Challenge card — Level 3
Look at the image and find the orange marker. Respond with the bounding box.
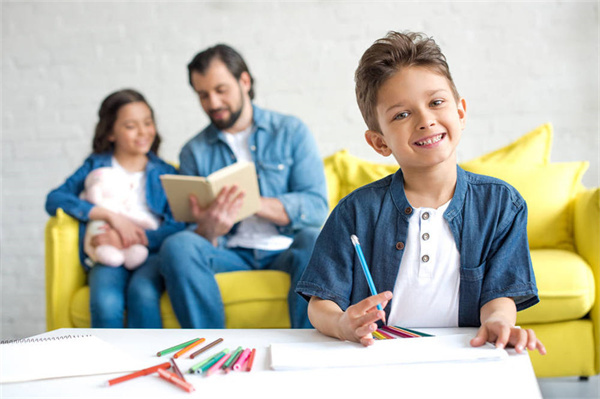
[173,338,206,359]
[107,362,171,386]
[157,368,195,393]
[245,348,256,372]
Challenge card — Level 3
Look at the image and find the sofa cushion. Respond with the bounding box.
[516,249,595,324]
[462,161,588,251]
[69,270,291,329]
[461,123,553,167]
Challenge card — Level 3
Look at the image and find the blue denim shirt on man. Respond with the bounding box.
[179,104,329,236]
[45,151,186,270]
[296,165,539,327]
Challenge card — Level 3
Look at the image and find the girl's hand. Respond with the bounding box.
[90,227,123,249]
[470,319,547,355]
[107,213,147,248]
[338,291,392,347]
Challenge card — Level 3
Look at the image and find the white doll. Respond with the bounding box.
[81,167,159,269]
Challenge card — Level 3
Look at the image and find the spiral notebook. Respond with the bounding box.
[0,334,147,383]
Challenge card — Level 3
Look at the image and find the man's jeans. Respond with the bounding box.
[88,254,164,328]
[159,228,319,328]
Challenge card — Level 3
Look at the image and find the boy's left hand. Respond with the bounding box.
[470,320,546,355]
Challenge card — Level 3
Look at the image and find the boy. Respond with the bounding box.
[296,31,546,354]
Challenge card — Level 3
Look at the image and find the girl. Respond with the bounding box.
[45,89,185,328]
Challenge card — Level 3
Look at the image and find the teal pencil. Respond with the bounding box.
[394,326,434,337]
[189,349,227,373]
[198,349,230,374]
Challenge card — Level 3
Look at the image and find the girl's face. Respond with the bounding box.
[109,102,156,157]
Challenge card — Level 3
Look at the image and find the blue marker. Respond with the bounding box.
[351,234,382,311]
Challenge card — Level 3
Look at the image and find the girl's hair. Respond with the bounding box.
[92,89,161,154]
[355,31,460,133]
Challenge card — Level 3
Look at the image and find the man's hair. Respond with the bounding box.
[187,44,255,100]
[355,31,459,133]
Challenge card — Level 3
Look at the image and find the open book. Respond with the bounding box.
[160,162,261,223]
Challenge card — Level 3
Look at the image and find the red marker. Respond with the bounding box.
[157,368,195,393]
[107,362,171,386]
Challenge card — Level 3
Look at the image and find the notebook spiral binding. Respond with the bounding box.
[1,334,92,344]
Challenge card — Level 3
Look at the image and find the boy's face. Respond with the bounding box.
[365,66,466,172]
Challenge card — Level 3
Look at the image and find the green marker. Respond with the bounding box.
[156,338,200,357]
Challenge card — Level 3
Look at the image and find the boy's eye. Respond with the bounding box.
[431,99,444,106]
[394,111,410,120]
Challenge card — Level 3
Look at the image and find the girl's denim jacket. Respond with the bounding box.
[45,151,186,270]
[178,105,329,238]
[297,166,539,327]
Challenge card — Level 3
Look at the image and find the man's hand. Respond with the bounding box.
[191,185,245,245]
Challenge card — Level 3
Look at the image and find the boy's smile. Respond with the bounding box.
[365,66,466,173]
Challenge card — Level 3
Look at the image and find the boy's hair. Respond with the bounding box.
[93,89,161,154]
[187,44,255,100]
[355,31,460,133]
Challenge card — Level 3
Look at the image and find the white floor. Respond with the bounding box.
[537,375,599,399]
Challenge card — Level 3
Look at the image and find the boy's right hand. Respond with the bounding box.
[339,291,392,346]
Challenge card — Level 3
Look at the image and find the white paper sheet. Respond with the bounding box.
[1,334,148,383]
[270,334,507,370]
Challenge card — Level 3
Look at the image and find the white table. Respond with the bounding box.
[1,327,542,398]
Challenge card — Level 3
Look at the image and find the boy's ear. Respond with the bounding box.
[458,98,467,130]
[365,130,392,157]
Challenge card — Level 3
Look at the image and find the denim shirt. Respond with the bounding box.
[179,105,329,237]
[45,151,186,270]
[296,166,539,327]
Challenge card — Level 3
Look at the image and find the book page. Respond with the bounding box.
[159,175,212,223]
[270,334,507,370]
[206,162,261,222]
[0,335,147,383]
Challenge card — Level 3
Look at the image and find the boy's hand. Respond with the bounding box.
[338,291,392,347]
[470,319,547,355]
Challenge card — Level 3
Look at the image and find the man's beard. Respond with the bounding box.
[209,88,245,131]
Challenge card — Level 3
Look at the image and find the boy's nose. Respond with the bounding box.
[417,110,437,130]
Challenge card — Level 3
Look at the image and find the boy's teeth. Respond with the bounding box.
[417,134,443,146]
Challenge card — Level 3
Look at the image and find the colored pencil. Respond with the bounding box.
[157,338,200,357]
[222,346,243,370]
[233,348,251,371]
[157,368,195,393]
[170,358,186,382]
[107,362,171,386]
[380,325,415,338]
[372,330,385,340]
[351,234,382,311]
[245,348,256,372]
[206,353,231,377]
[173,337,206,359]
[198,349,230,374]
[394,326,434,337]
[376,329,395,339]
[189,337,224,359]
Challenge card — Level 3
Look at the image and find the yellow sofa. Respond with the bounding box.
[45,123,598,378]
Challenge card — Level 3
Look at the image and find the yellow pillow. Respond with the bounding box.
[461,123,553,167]
[324,149,398,209]
[462,161,589,251]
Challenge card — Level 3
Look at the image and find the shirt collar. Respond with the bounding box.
[390,165,467,221]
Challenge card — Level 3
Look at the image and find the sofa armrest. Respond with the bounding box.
[572,186,600,374]
[45,209,86,331]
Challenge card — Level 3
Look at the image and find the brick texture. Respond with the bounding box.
[1,1,598,339]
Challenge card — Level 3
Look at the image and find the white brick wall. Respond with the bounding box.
[1,1,598,339]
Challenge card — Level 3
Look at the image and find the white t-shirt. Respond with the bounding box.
[387,200,460,327]
[222,126,293,251]
[111,157,160,229]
